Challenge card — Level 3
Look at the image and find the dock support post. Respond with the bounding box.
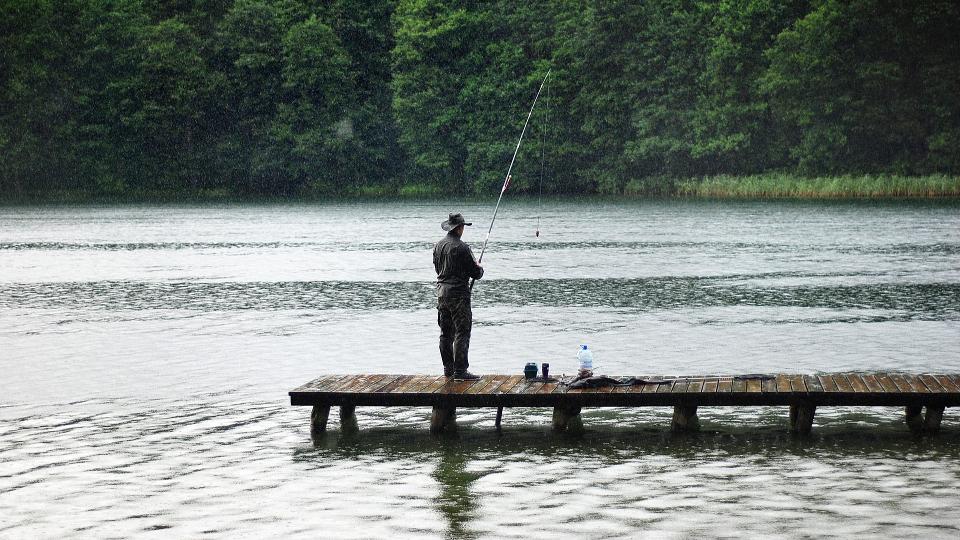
[430,406,456,434]
[311,405,331,437]
[923,405,945,434]
[552,405,582,433]
[789,403,816,435]
[905,405,925,434]
[340,405,358,434]
[495,406,503,431]
[672,405,699,432]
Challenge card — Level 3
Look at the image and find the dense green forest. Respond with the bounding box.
[2,0,959,199]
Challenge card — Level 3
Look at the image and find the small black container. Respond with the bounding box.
[524,362,538,379]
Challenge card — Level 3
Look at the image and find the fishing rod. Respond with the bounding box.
[470,69,551,291]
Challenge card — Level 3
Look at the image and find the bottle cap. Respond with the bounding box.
[581,344,588,350]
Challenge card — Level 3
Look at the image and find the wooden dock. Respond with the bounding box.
[289,373,960,435]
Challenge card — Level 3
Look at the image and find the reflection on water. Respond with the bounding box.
[433,443,479,540]
[298,407,960,538]
[1,199,959,538]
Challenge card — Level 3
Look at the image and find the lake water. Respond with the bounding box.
[2,199,959,538]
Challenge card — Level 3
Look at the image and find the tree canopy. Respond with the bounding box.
[1,0,958,198]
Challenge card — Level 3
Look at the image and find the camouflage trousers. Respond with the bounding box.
[437,295,473,374]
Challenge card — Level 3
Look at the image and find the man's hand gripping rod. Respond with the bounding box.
[470,69,551,291]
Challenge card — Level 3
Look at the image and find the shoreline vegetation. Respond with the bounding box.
[670,174,960,199]
[3,175,958,204]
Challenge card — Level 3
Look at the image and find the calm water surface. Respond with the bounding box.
[2,199,959,538]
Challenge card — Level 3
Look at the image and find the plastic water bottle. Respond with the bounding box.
[577,345,594,375]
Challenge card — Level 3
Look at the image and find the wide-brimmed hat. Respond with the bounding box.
[441,212,472,231]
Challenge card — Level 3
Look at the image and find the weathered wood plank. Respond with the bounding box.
[482,375,513,394]
[803,374,824,393]
[538,382,559,394]
[846,374,870,393]
[465,376,499,394]
[392,375,433,393]
[344,374,381,392]
[340,374,382,393]
[861,374,884,392]
[497,375,525,394]
[832,374,853,393]
[481,375,509,393]
[406,375,444,393]
[377,375,415,393]
[887,373,913,393]
[326,374,362,392]
[918,374,946,393]
[360,375,399,393]
[300,375,333,391]
[291,372,960,412]
[329,375,368,392]
[296,375,332,391]
[640,380,662,393]
[523,381,547,394]
[385,374,420,393]
[453,378,488,394]
[313,375,352,392]
[876,374,899,393]
[818,374,840,392]
[416,375,446,392]
[657,379,675,394]
[406,376,439,394]
[902,374,930,394]
[352,374,390,393]
[933,374,960,393]
[509,379,537,394]
[788,375,807,393]
[347,374,381,391]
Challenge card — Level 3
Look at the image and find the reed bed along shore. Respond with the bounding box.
[670,174,960,199]
[3,175,959,203]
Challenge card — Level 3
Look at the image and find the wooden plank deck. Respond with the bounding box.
[291,372,960,408]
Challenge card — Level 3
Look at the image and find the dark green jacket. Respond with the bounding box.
[433,232,484,297]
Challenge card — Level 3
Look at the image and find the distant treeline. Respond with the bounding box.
[2,0,959,198]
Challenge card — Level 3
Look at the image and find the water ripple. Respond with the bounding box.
[3,240,959,255]
[4,398,959,538]
[1,279,957,320]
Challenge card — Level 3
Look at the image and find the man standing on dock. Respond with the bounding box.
[434,213,484,380]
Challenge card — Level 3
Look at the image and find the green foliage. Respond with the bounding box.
[276,15,355,194]
[761,0,960,176]
[676,174,960,198]
[1,0,959,199]
[691,0,806,173]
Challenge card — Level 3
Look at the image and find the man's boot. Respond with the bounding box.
[453,371,480,381]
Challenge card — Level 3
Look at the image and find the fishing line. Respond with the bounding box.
[536,73,550,238]
[470,69,551,291]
